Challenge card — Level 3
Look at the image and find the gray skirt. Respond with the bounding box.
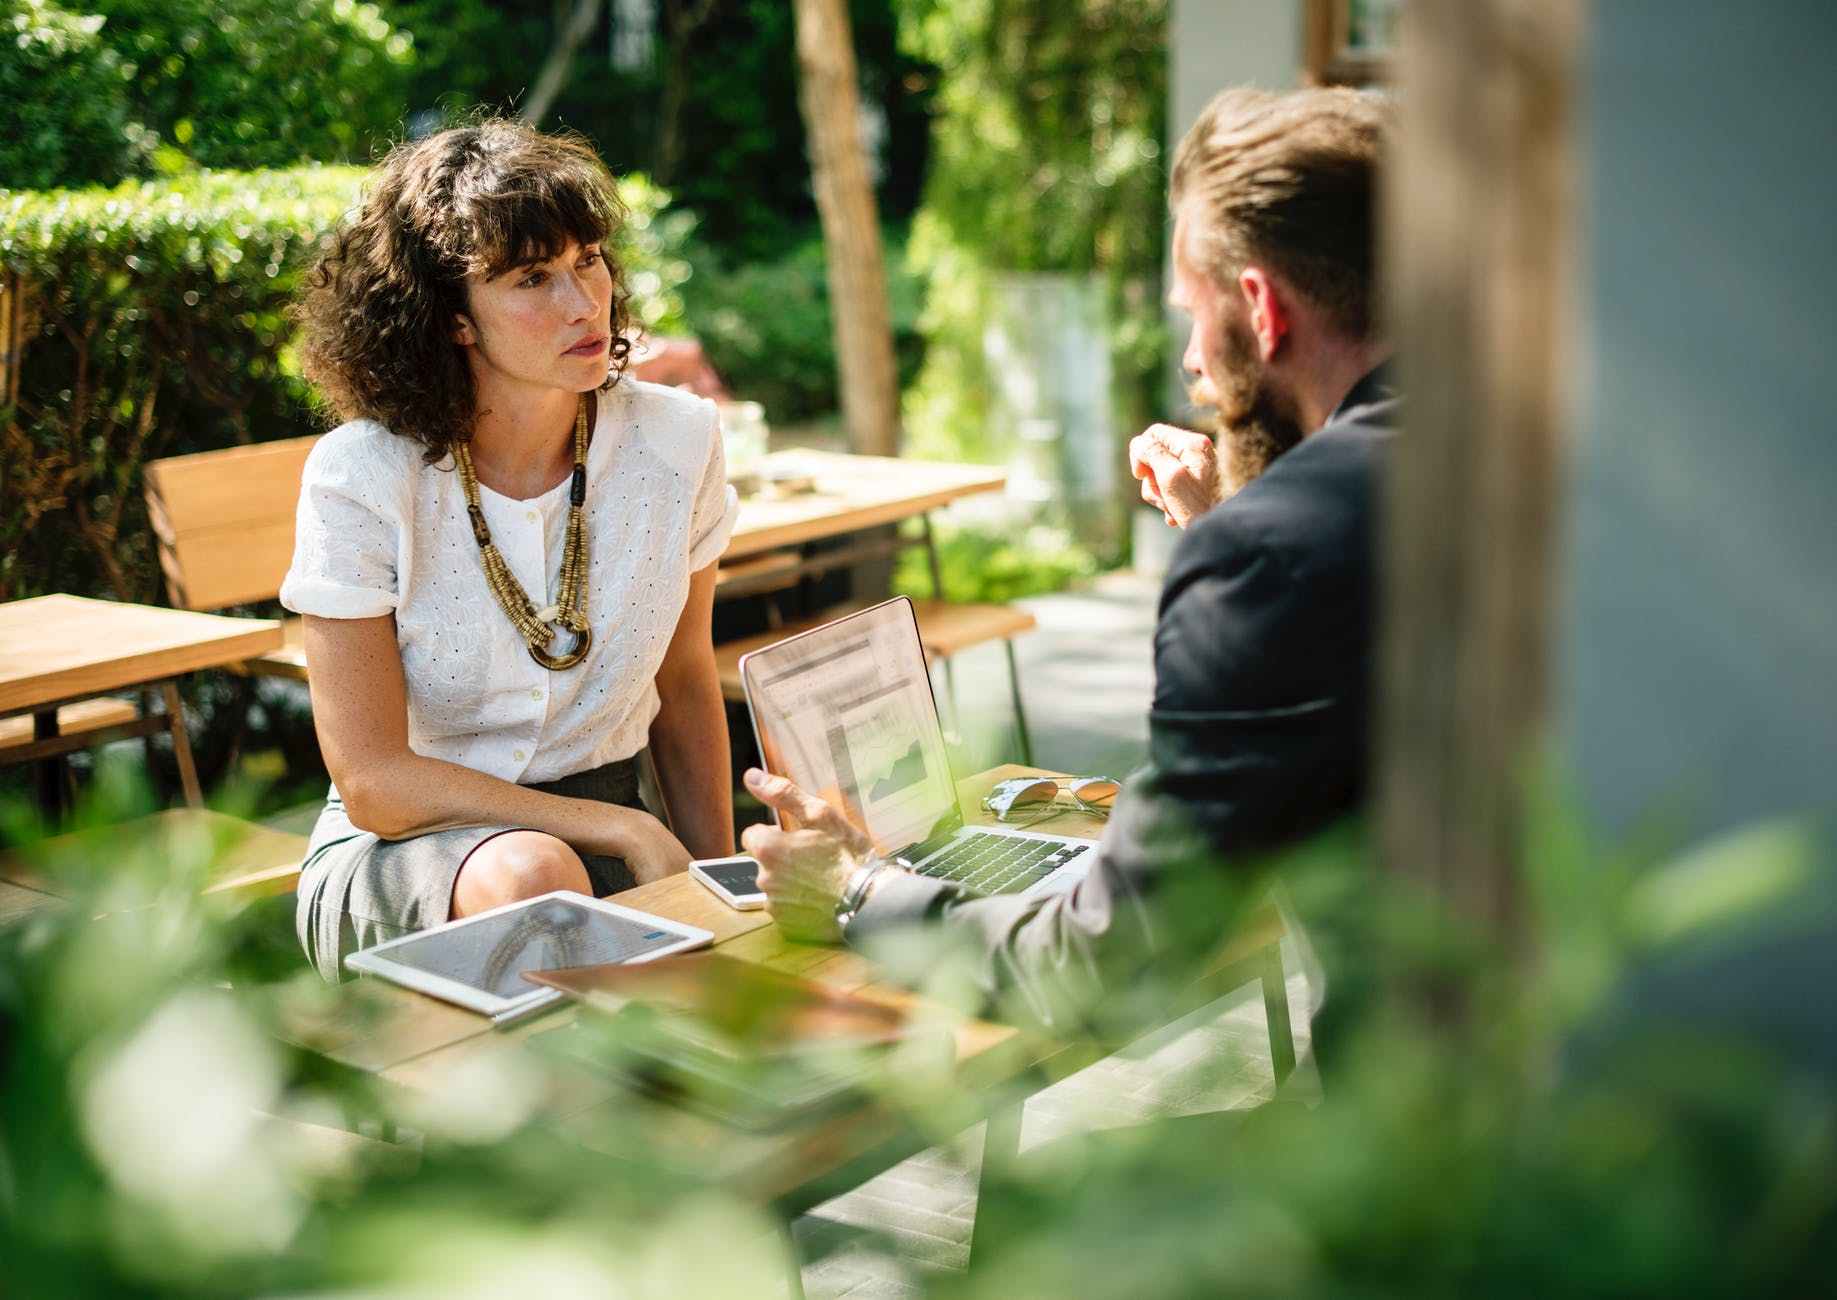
[294,755,650,982]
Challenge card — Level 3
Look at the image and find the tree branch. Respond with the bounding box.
[520,0,605,127]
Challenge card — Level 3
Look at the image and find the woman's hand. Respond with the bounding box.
[611,809,694,884]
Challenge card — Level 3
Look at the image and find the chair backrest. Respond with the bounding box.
[143,435,319,611]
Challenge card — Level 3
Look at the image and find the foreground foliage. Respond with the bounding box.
[2,766,1832,1297]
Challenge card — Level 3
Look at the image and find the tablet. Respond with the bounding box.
[343,891,713,1025]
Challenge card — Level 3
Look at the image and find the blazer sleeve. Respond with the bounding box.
[844,511,1340,1031]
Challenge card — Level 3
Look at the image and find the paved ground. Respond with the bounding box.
[930,569,1160,784]
[792,964,1319,1298]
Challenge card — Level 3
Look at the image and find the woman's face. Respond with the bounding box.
[455,240,614,397]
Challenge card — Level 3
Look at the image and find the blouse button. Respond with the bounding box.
[513,749,526,762]
[525,510,538,523]
[530,688,542,700]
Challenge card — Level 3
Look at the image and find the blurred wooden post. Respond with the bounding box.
[1378,0,1581,974]
[1,271,25,410]
[791,0,901,457]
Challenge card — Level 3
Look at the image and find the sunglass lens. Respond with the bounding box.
[1074,779,1119,809]
[1010,780,1059,807]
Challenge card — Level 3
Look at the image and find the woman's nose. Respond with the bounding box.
[563,271,597,320]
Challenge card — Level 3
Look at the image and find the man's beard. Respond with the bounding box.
[1190,316,1306,496]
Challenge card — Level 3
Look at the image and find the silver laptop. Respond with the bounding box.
[739,597,1097,899]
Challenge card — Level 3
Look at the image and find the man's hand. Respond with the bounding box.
[1129,424,1223,528]
[739,769,873,943]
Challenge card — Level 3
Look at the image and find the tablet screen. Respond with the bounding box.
[375,895,692,1001]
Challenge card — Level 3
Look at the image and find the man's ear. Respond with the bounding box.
[453,313,477,347]
[1237,266,1288,362]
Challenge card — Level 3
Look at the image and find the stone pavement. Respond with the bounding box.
[930,569,1160,784]
[792,965,1319,1298]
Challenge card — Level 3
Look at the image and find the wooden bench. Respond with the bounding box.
[0,696,141,752]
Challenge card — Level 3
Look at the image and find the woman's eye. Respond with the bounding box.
[519,270,547,288]
[580,250,602,268]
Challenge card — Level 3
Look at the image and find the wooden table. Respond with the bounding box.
[717,451,1006,604]
[0,594,282,813]
[281,765,1292,1252]
[726,450,1006,561]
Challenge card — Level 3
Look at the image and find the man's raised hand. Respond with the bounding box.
[739,768,872,943]
[1129,424,1223,529]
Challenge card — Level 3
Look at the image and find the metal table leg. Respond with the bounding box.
[968,1100,1025,1272]
[32,709,67,823]
[1002,640,1035,766]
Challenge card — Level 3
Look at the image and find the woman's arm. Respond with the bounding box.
[646,561,735,859]
[302,614,691,877]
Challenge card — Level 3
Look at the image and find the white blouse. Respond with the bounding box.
[280,379,739,785]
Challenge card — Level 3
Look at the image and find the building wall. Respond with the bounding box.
[1170,0,1302,130]
[1163,1,1303,407]
[1561,1,1837,839]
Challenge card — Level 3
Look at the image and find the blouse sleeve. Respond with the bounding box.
[279,428,402,618]
[686,401,741,572]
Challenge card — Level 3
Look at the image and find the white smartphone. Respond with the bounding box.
[689,855,767,910]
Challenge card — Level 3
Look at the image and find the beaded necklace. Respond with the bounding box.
[452,393,593,670]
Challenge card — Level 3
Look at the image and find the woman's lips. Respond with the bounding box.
[565,335,608,357]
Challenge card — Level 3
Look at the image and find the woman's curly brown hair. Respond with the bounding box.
[297,119,634,461]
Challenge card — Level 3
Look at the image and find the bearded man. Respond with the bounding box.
[742,87,1396,1031]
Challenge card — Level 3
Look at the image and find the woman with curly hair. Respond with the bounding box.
[282,120,736,980]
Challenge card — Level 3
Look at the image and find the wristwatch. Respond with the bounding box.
[834,854,907,930]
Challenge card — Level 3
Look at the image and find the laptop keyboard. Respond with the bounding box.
[911,832,1090,896]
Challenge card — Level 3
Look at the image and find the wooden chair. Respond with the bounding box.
[142,434,320,679]
[83,437,322,892]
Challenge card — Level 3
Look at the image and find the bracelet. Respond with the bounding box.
[834,855,903,929]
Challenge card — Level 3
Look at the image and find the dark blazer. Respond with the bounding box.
[848,366,1399,1027]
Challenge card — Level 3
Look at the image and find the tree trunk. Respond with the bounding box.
[790,0,901,457]
[521,0,605,126]
[1377,0,1581,993]
[655,0,720,186]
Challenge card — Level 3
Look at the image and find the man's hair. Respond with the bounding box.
[296,119,633,461]
[1170,87,1389,340]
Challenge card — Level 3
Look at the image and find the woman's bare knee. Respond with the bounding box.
[450,831,589,917]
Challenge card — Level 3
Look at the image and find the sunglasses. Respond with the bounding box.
[980,775,1121,822]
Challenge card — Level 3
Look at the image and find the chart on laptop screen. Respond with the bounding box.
[742,600,957,853]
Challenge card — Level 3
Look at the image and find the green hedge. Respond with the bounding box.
[0,164,689,606]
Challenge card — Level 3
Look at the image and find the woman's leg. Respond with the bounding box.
[450,829,593,918]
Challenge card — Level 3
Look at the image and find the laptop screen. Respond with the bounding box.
[740,598,960,854]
